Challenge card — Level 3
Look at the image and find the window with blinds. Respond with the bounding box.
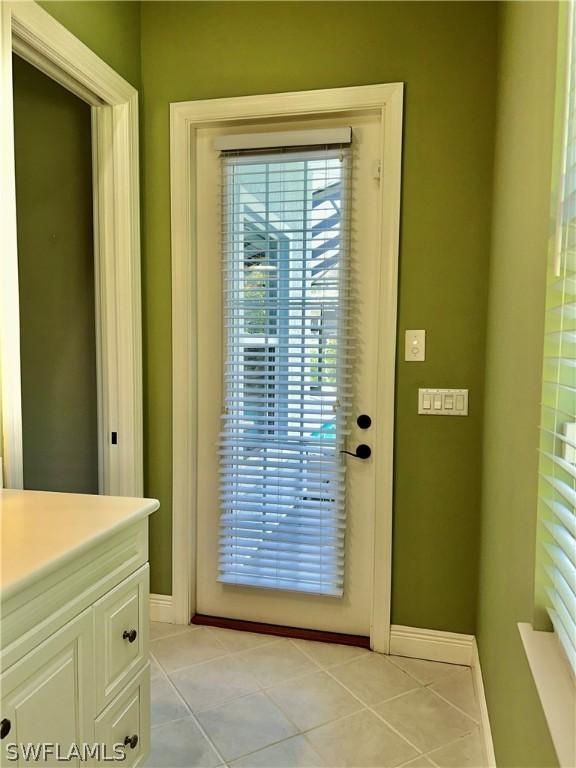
[217,131,352,596]
[537,3,576,675]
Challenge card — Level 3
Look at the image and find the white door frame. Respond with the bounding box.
[0,1,143,496]
[170,83,403,652]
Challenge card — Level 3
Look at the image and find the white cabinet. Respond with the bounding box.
[94,666,150,768]
[0,492,157,767]
[1,610,93,767]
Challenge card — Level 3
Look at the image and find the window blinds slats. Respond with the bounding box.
[537,1,576,676]
[218,144,352,596]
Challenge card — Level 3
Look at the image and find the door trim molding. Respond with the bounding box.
[0,0,143,495]
[170,83,404,647]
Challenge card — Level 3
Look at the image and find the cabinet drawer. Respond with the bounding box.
[94,664,150,767]
[94,564,149,711]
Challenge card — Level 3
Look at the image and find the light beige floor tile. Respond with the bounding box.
[196,692,298,761]
[428,728,485,767]
[150,621,194,641]
[292,639,370,669]
[207,627,277,652]
[388,656,465,686]
[150,677,190,727]
[306,709,418,767]
[330,653,419,705]
[145,717,221,767]
[399,756,433,767]
[150,656,164,680]
[170,655,260,712]
[267,670,362,731]
[230,735,326,767]
[430,669,479,721]
[374,689,476,754]
[235,639,318,687]
[151,627,228,672]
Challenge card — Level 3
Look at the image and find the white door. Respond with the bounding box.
[195,113,383,636]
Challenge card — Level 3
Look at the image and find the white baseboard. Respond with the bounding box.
[390,626,495,765]
[389,624,475,666]
[472,638,497,767]
[149,593,174,623]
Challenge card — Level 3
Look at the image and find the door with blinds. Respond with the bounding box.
[195,114,382,635]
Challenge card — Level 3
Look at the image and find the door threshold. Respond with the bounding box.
[192,614,371,648]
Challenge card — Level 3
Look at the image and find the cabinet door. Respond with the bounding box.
[0,609,94,766]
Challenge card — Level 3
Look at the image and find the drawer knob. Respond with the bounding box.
[122,629,137,643]
[124,734,139,750]
[0,719,11,739]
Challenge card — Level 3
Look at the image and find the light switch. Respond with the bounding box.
[405,330,426,362]
[418,388,468,416]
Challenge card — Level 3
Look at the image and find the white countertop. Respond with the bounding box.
[0,490,159,600]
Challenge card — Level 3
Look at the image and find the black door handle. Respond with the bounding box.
[341,444,371,460]
[124,734,139,750]
[123,629,137,643]
[0,719,11,740]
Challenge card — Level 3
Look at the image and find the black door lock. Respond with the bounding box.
[356,414,372,429]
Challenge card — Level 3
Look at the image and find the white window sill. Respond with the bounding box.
[518,623,576,768]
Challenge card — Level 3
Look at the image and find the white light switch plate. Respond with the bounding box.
[418,388,468,416]
[405,330,426,361]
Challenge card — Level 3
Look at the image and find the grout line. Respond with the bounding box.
[149,649,228,766]
[426,686,480,727]
[423,727,486,767]
[293,639,424,754]
[150,624,200,643]
[296,640,481,761]
[386,654,465,685]
[293,642,425,757]
[150,628,486,767]
[157,632,288,676]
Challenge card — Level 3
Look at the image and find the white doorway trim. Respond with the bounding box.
[170,83,403,651]
[0,1,143,496]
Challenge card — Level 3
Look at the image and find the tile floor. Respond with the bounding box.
[145,622,486,768]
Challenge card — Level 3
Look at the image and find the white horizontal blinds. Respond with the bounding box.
[538,3,576,676]
[218,138,352,596]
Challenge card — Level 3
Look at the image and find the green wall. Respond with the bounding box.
[13,55,98,494]
[39,1,141,89]
[140,1,498,614]
[476,3,559,766]
[38,1,499,630]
